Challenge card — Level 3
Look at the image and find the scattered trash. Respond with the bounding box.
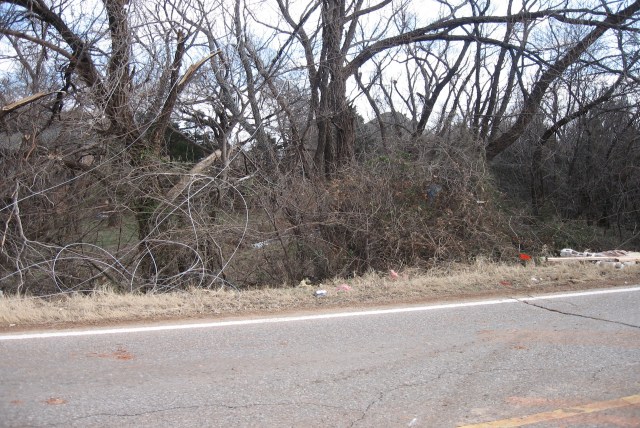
[519,253,532,262]
[336,284,352,292]
[425,183,443,202]
[560,248,578,257]
[9,324,16,327]
[389,269,399,280]
[548,248,640,267]
[314,289,327,297]
[519,253,533,265]
[530,277,539,283]
[251,239,276,249]
[596,261,635,269]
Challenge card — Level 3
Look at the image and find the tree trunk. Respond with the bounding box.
[313,0,355,177]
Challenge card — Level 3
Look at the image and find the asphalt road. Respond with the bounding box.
[1,287,639,427]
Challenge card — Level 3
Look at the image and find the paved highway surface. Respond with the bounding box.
[1,287,639,427]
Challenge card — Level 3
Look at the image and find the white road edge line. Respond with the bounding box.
[1,286,639,341]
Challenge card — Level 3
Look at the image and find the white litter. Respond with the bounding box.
[548,248,640,268]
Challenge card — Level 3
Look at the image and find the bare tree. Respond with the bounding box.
[485,0,640,160]
[2,0,639,294]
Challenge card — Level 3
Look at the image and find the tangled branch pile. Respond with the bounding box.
[2,0,639,296]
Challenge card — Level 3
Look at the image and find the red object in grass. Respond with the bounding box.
[519,253,532,261]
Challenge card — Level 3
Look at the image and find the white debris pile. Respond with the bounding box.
[559,249,632,258]
[546,248,640,269]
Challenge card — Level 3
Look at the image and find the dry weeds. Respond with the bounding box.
[1,261,638,329]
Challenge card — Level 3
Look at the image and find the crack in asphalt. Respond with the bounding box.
[72,400,348,419]
[590,361,640,383]
[349,391,384,427]
[16,399,353,428]
[518,299,640,329]
[346,366,541,428]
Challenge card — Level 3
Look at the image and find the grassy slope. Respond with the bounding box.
[1,261,638,330]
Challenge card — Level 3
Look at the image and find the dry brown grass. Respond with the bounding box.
[1,261,638,329]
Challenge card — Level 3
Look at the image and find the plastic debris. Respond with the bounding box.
[251,239,275,249]
[549,248,640,267]
[519,253,532,261]
[596,261,635,269]
[560,248,635,258]
[336,284,352,292]
[389,269,399,280]
[314,289,327,297]
[425,183,442,202]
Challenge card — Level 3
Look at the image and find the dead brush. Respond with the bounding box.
[248,137,518,283]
